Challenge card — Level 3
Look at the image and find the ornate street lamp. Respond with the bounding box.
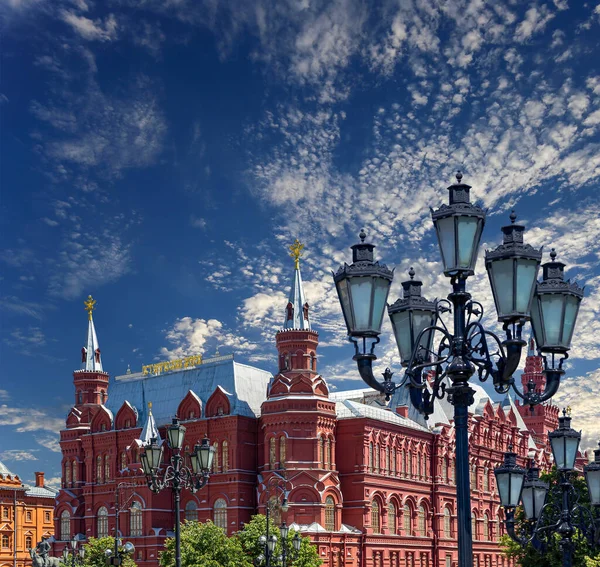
[258,475,297,567]
[497,412,600,567]
[333,172,584,567]
[104,541,134,566]
[139,419,214,567]
[62,538,85,567]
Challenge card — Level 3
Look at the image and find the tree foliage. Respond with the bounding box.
[159,520,252,567]
[237,514,322,567]
[500,468,600,567]
[79,537,137,567]
[159,516,321,567]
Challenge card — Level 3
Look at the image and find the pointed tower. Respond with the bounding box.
[139,402,162,445]
[260,241,342,530]
[71,295,110,424]
[515,335,559,447]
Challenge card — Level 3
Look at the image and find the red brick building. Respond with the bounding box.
[54,257,555,567]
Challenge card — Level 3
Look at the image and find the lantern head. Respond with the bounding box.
[333,229,394,338]
[530,249,584,354]
[431,172,486,277]
[494,448,527,508]
[388,268,437,366]
[549,410,581,471]
[584,442,600,507]
[485,211,542,323]
[167,418,186,451]
[521,465,548,521]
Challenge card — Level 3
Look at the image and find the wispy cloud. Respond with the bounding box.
[60,10,118,42]
[0,450,38,461]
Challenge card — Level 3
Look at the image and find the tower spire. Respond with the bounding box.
[81,295,103,372]
[284,239,311,330]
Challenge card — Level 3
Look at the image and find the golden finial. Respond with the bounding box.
[289,239,304,269]
[84,295,97,321]
[148,402,153,412]
[566,406,572,417]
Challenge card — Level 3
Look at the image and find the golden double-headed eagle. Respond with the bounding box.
[84,295,96,320]
[289,239,304,269]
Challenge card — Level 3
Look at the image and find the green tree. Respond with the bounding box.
[79,537,137,567]
[159,520,252,567]
[236,515,322,567]
[500,468,600,567]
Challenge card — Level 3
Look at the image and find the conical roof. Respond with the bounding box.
[139,402,161,445]
[283,239,311,330]
[82,295,103,372]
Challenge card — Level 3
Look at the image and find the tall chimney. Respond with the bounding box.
[35,472,44,487]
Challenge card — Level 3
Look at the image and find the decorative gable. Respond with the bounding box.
[115,401,138,430]
[206,386,231,418]
[177,390,203,420]
[90,405,113,433]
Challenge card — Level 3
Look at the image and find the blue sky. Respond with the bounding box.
[1,0,600,487]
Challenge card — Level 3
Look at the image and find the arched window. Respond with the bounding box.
[407,451,413,477]
[471,513,477,540]
[97,506,109,538]
[388,503,397,534]
[417,452,422,478]
[403,504,411,535]
[441,457,447,482]
[120,452,127,471]
[368,442,373,472]
[325,438,331,468]
[371,500,380,533]
[65,461,71,486]
[96,455,103,484]
[25,536,32,549]
[269,438,276,467]
[417,506,426,536]
[402,450,406,475]
[214,498,227,530]
[212,442,219,473]
[72,461,77,485]
[471,464,477,487]
[483,513,490,540]
[185,501,198,522]
[450,459,455,483]
[444,507,451,538]
[279,436,286,467]
[104,455,111,481]
[60,510,71,540]
[325,496,335,531]
[319,436,325,467]
[375,444,380,473]
[222,441,229,472]
[101,390,106,404]
[483,467,489,492]
[391,448,396,475]
[385,446,390,472]
[77,391,83,404]
[130,502,142,536]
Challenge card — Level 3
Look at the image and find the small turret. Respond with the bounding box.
[73,295,109,413]
[139,402,161,446]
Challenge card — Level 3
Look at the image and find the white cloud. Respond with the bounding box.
[160,317,259,359]
[0,405,64,435]
[0,450,38,461]
[515,5,554,42]
[61,11,118,41]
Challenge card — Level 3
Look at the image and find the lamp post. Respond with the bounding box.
[496,412,600,567]
[333,173,584,567]
[258,475,301,567]
[104,541,134,566]
[138,418,215,567]
[62,538,84,567]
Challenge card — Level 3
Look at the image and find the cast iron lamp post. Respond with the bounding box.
[104,541,134,566]
[257,476,301,567]
[496,412,600,567]
[139,418,215,567]
[62,538,84,567]
[333,172,584,567]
